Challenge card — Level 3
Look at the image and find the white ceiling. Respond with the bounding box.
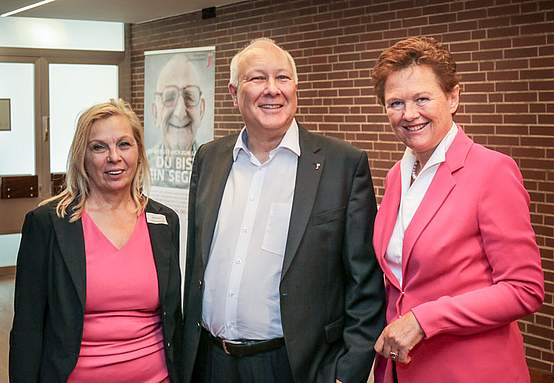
[0,0,244,23]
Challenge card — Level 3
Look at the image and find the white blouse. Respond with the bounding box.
[385,123,458,286]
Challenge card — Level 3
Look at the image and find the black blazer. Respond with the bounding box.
[9,198,182,383]
[183,126,386,383]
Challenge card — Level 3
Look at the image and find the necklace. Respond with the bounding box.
[411,160,420,180]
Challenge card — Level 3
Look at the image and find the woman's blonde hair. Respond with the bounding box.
[41,99,150,222]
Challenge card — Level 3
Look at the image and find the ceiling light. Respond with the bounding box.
[1,0,57,17]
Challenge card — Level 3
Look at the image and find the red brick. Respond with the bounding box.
[495,82,529,92]
[472,114,503,124]
[462,83,492,93]
[480,38,511,50]
[520,65,554,82]
[526,346,543,359]
[487,26,519,38]
[451,51,472,61]
[472,50,503,60]
[422,3,451,16]
[478,15,510,29]
[496,104,529,113]
[463,94,488,103]
[450,41,479,52]
[487,4,520,17]
[538,115,554,124]
[513,35,547,47]
[505,47,539,59]
[460,72,487,82]
[421,24,448,35]
[531,57,554,68]
[464,104,495,113]
[522,22,554,34]
[539,92,554,102]
[527,358,554,371]
[505,93,538,102]
[428,12,456,25]
[465,0,494,9]
[511,12,547,25]
[471,29,486,40]
[540,0,554,11]
[401,16,428,28]
[487,70,519,81]
[457,9,484,21]
[504,114,537,124]
[530,104,546,113]
[496,59,529,70]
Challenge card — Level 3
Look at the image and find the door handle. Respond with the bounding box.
[42,115,49,142]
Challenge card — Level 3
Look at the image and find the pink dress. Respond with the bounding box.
[67,211,169,383]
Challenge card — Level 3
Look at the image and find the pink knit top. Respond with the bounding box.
[67,211,169,383]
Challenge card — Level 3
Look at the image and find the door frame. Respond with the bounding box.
[0,45,128,235]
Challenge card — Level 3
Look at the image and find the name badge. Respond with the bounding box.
[146,212,168,225]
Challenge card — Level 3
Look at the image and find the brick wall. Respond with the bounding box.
[130,0,554,376]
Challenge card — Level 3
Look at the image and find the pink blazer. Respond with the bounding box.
[373,129,544,383]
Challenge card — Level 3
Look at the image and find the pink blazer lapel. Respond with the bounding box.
[402,129,473,268]
[375,162,403,289]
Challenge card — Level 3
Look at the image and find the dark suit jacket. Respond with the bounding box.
[183,126,386,383]
[9,198,182,383]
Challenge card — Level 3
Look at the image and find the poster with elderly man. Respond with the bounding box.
[144,47,215,281]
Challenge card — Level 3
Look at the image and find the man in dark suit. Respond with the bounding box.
[182,38,385,383]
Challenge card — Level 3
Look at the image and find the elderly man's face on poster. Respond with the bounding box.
[153,55,206,152]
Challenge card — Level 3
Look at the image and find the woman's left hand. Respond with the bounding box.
[374,311,425,364]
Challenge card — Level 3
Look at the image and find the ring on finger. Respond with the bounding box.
[389,351,398,361]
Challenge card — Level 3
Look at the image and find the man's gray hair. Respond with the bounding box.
[229,37,298,87]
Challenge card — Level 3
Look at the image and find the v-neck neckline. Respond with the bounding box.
[83,209,142,252]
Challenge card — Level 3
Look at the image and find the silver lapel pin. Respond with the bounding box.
[314,162,321,170]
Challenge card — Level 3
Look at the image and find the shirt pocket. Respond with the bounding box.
[261,202,291,256]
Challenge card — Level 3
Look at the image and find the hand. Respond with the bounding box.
[374,311,424,364]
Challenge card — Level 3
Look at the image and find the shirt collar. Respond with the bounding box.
[401,122,459,175]
[232,119,301,162]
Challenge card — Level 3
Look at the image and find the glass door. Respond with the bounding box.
[0,59,38,267]
[0,55,124,267]
[49,63,118,173]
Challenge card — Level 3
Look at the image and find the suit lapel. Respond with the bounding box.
[51,208,86,309]
[146,200,172,303]
[200,138,235,266]
[281,127,324,280]
[402,165,455,267]
[402,129,472,267]
[375,164,403,290]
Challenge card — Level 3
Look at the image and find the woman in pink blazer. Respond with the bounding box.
[370,36,544,383]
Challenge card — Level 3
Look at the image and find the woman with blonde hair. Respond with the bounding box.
[10,99,182,382]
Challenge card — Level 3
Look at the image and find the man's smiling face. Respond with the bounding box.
[229,41,297,139]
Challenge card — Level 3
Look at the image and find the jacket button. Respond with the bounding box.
[167,342,171,348]
[199,279,203,286]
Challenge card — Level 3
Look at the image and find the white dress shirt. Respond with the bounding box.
[202,120,300,340]
[385,123,458,286]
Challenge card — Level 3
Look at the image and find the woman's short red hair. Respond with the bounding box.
[371,36,460,106]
